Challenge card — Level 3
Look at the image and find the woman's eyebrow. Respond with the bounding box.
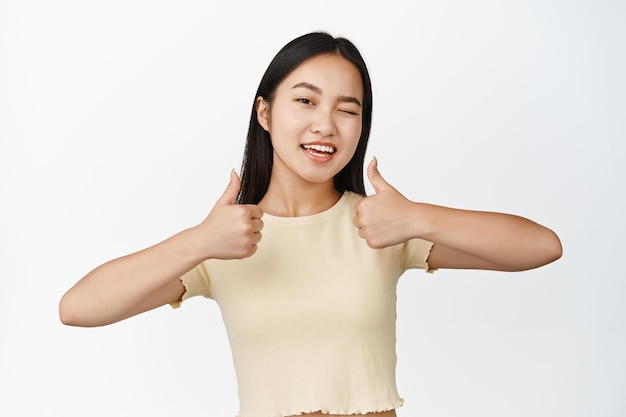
[292,82,362,107]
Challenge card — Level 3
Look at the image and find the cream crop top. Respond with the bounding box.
[174,191,434,417]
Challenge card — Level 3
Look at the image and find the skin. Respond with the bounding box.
[59,53,562,417]
[255,53,364,217]
[355,156,562,271]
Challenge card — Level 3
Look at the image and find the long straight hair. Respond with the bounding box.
[237,32,373,204]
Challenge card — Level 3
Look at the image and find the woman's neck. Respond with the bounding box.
[258,178,341,217]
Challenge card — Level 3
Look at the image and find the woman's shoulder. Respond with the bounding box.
[343,191,365,203]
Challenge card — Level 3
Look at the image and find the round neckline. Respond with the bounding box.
[262,191,355,224]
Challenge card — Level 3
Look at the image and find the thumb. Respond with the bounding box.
[367,156,391,193]
[217,170,241,205]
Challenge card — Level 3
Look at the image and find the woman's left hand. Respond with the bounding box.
[353,157,420,248]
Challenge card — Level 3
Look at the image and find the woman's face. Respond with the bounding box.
[256,53,363,188]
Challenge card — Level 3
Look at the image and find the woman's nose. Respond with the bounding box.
[310,108,337,137]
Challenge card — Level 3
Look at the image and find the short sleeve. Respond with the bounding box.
[402,238,436,273]
[169,262,213,308]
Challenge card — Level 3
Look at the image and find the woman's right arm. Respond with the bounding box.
[59,171,263,327]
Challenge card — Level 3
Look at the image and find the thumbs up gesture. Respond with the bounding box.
[353,157,418,249]
[196,170,264,260]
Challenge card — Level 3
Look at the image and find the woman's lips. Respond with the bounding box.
[301,143,336,161]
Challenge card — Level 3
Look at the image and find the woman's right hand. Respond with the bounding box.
[194,170,263,260]
[59,171,263,327]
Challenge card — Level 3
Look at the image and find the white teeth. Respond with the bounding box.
[302,144,335,154]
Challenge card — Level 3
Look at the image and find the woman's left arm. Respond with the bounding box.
[353,158,562,271]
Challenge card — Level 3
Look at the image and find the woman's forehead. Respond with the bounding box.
[278,54,363,99]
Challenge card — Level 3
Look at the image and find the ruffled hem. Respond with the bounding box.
[236,398,404,417]
[289,404,401,416]
[425,240,437,273]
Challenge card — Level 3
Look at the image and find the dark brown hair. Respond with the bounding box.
[237,32,373,204]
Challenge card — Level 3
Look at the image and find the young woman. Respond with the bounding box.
[59,32,562,417]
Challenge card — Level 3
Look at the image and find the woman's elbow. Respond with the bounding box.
[545,229,563,263]
[509,228,562,272]
[532,228,563,270]
[59,291,98,327]
[59,292,82,326]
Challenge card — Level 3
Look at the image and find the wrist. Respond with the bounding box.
[408,201,437,241]
[178,226,214,264]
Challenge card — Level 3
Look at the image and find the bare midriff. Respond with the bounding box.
[290,411,396,417]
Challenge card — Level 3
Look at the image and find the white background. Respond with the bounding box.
[1,1,624,416]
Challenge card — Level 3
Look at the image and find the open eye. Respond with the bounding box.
[296,98,313,105]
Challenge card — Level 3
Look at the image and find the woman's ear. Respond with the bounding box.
[256,96,270,132]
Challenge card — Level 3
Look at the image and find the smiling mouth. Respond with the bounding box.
[301,144,336,157]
